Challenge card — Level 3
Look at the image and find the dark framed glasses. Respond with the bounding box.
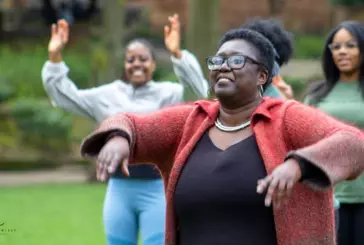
[206,55,266,71]
[328,40,358,52]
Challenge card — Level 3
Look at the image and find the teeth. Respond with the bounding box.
[133,70,144,76]
[218,78,232,82]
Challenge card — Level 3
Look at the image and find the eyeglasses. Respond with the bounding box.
[328,40,358,52]
[206,55,267,72]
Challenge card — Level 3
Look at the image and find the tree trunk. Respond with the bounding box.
[268,0,285,17]
[102,0,126,81]
[186,0,220,78]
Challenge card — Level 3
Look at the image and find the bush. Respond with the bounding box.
[293,35,326,59]
[0,43,91,98]
[0,77,15,103]
[8,98,73,152]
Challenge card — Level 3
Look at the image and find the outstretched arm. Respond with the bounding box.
[257,101,364,208]
[80,103,195,171]
[283,101,364,188]
[42,61,111,121]
[43,19,108,121]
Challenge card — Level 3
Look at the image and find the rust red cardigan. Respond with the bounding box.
[81,98,364,245]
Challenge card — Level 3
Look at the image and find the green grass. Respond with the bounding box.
[0,183,108,245]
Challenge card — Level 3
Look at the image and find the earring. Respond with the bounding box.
[258,85,264,97]
[207,87,213,98]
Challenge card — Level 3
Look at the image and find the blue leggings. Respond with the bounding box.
[103,178,166,245]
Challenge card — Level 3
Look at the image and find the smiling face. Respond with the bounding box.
[209,39,268,106]
[330,28,360,75]
[124,42,156,86]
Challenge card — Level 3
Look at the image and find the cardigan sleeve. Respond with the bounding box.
[80,103,195,168]
[283,102,364,189]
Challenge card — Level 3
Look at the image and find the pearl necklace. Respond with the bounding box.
[215,118,251,132]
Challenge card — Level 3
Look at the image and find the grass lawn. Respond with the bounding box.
[0,183,111,245]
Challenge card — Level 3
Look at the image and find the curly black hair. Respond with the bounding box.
[241,18,293,67]
[218,28,275,90]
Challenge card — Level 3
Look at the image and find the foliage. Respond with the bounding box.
[330,0,364,6]
[0,77,15,103]
[0,42,91,98]
[293,34,326,59]
[8,98,73,152]
[283,76,308,100]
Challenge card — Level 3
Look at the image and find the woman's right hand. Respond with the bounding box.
[48,19,69,63]
[96,137,130,181]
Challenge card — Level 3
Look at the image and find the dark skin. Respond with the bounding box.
[124,42,156,87]
[96,39,302,209]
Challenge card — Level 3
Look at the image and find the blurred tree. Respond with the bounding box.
[186,0,220,77]
[331,0,364,5]
[102,0,126,81]
[330,0,364,24]
[268,0,285,16]
[1,0,25,32]
[41,0,98,24]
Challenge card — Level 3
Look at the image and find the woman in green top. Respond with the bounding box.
[305,21,364,245]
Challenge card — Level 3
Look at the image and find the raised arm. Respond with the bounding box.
[80,103,194,174]
[42,19,115,121]
[164,14,209,98]
[283,101,364,188]
[42,61,110,120]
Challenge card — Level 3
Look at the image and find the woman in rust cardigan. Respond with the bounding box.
[81,28,364,245]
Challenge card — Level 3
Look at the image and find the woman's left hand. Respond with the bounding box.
[257,159,302,208]
[164,13,181,58]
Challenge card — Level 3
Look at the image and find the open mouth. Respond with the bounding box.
[132,69,145,76]
[217,77,234,85]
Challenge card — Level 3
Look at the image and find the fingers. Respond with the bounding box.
[286,180,294,197]
[171,14,180,31]
[58,19,68,29]
[97,150,112,182]
[107,154,120,174]
[257,175,271,194]
[96,162,108,182]
[164,25,170,37]
[56,19,69,42]
[274,180,287,208]
[265,176,279,207]
[51,24,57,37]
[121,158,130,177]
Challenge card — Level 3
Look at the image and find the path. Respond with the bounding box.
[0,165,88,187]
[280,59,322,79]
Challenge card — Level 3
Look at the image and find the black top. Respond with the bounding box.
[107,131,161,179]
[174,131,278,245]
[111,164,161,179]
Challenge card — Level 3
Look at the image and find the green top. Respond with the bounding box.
[306,81,364,204]
[264,83,282,98]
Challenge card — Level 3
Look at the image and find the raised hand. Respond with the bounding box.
[164,13,182,58]
[273,75,294,99]
[48,19,70,62]
[96,137,131,181]
[257,158,302,208]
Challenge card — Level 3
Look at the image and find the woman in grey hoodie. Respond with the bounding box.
[41,19,206,245]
